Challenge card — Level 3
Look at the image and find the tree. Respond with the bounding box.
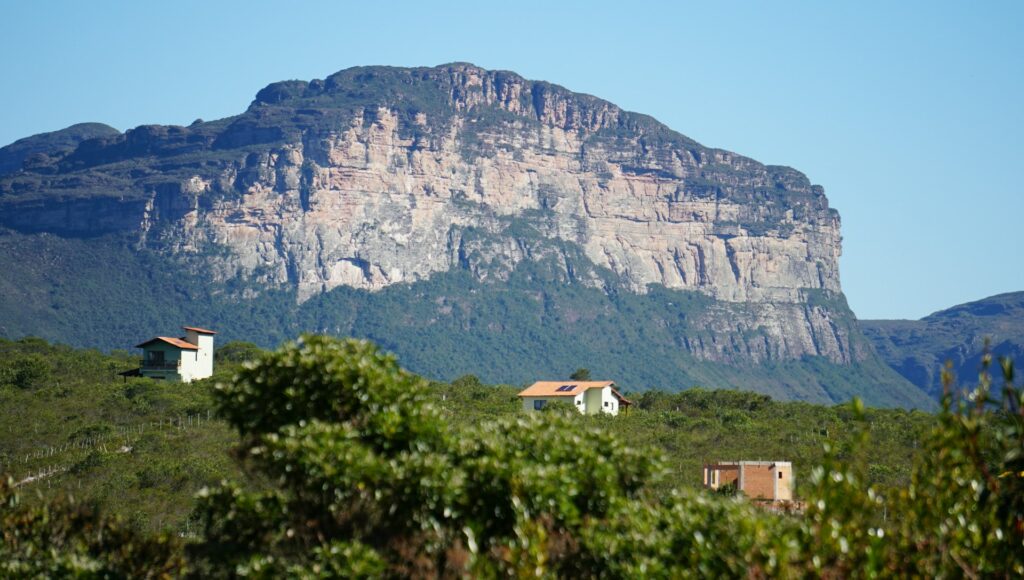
[0,354,50,389]
[186,335,1024,577]
[191,336,670,576]
[570,368,591,381]
[213,341,265,364]
[0,478,184,577]
[0,333,1019,575]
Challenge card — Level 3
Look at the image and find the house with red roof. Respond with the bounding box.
[132,326,216,382]
[517,380,631,416]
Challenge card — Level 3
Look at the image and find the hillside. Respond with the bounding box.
[862,291,1024,398]
[0,63,932,407]
[0,337,930,535]
[0,123,120,174]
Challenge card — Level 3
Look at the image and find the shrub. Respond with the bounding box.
[0,354,50,389]
[0,478,184,577]
[190,335,1024,576]
[3,335,1021,576]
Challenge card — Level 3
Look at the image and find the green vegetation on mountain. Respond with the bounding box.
[0,229,932,408]
[1,335,927,537]
[0,63,933,408]
[2,335,1021,576]
[0,122,120,175]
[863,291,1024,398]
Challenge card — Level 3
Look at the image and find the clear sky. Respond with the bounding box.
[1,1,1021,320]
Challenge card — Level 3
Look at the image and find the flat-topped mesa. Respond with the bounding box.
[0,63,850,364]
[161,64,841,303]
[251,63,625,134]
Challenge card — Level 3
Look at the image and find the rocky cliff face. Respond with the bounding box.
[0,64,855,366]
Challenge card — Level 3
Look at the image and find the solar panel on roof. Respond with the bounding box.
[557,385,575,392]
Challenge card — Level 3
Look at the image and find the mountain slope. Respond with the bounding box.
[862,292,1024,398]
[0,122,120,175]
[0,63,932,407]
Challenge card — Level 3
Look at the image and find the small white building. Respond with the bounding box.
[517,380,631,416]
[134,326,216,382]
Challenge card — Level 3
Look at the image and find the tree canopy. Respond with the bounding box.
[1,335,1022,577]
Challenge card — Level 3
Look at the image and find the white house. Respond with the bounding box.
[134,326,216,382]
[517,380,631,416]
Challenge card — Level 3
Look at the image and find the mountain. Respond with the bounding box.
[0,122,120,175]
[0,63,932,408]
[862,292,1024,398]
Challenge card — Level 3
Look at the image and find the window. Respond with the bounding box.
[604,401,609,407]
[533,400,546,410]
[778,472,784,479]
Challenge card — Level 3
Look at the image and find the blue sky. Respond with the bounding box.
[1,1,1021,320]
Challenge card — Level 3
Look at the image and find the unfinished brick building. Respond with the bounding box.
[702,461,793,501]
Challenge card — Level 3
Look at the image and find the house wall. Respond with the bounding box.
[706,462,793,501]
[521,395,581,413]
[184,331,214,380]
[740,464,776,499]
[178,348,200,383]
[141,344,184,381]
[522,388,619,416]
[704,465,740,490]
[583,389,604,414]
[600,387,620,416]
[771,463,793,501]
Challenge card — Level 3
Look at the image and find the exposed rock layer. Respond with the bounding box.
[0,64,854,365]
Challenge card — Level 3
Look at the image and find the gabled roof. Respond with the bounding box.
[517,381,632,404]
[182,326,217,335]
[135,336,199,350]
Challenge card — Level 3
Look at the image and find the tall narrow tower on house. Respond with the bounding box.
[182,326,216,380]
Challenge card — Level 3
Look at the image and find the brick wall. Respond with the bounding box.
[741,464,775,499]
[704,464,740,489]
[705,462,793,501]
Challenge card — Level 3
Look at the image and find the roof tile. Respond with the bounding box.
[135,336,199,350]
[517,381,631,404]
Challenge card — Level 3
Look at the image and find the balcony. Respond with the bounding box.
[140,359,180,371]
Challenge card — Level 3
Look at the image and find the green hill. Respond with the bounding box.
[2,334,1019,576]
[0,336,930,536]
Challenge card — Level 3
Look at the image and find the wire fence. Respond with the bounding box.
[2,410,219,488]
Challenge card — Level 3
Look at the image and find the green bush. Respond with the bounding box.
[214,341,265,364]
[0,478,184,577]
[2,335,1021,576]
[189,335,1023,576]
[0,353,50,389]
